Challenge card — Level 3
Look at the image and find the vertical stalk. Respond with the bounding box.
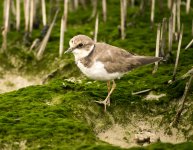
[177,0,181,34]
[74,0,78,10]
[5,0,10,31]
[3,0,7,23]
[150,0,155,27]
[173,24,183,81]
[41,0,47,26]
[16,0,20,31]
[102,0,107,22]
[153,24,161,74]
[29,0,34,33]
[168,0,172,9]
[11,0,16,17]
[186,0,190,14]
[94,13,99,42]
[64,0,68,32]
[160,18,167,57]
[2,0,10,50]
[24,0,30,32]
[168,15,173,54]
[120,0,126,39]
[172,1,176,34]
[59,15,65,57]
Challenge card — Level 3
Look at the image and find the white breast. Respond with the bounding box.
[77,60,123,81]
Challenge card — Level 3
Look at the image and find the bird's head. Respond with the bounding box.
[65,35,95,61]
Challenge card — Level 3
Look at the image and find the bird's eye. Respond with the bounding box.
[78,43,83,48]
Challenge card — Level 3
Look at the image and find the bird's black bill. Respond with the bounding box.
[64,47,74,54]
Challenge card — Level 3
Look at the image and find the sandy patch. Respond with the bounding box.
[97,124,134,148]
[96,117,185,148]
[0,72,41,94]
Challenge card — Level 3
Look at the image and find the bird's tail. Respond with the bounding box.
[133,56,162,67]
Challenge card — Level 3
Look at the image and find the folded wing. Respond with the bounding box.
[95,43,162,73]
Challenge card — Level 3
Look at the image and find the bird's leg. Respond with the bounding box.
[107,80,111,106]
[95,80,116,111]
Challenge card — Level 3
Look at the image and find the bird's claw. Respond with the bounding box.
[107,98,110,106]
[94,98,110,112]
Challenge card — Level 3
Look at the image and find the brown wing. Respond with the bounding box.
[94,43,162,73]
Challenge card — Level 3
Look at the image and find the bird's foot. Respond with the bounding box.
[106,98,110,106]
[94,98,110,112]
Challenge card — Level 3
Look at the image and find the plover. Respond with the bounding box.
[65,35,162,111]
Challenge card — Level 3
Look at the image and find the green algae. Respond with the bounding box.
[0,79,193,149]
[0,81,97,149]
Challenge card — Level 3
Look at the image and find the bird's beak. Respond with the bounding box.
[64,47,74,54]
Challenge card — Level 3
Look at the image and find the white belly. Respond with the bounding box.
[77,61,123,81]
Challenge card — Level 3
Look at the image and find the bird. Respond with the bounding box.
[65,34,162,111]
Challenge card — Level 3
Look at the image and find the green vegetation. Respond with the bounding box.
[0,0,193,149]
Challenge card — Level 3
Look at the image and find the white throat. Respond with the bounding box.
[72,44,94,62]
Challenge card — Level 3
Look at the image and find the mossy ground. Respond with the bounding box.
[0,0,193,149]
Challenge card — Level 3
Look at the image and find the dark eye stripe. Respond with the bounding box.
[77,43,83,48]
